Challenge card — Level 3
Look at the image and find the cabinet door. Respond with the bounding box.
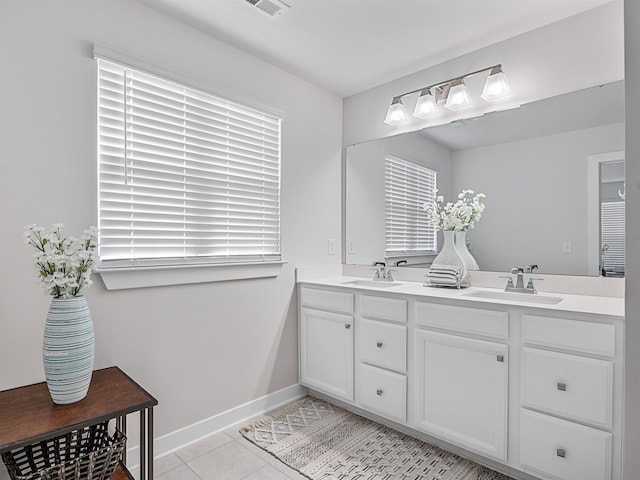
[414,330,508,461]
[300,308,354,401]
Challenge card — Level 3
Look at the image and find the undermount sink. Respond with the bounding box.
[463,290,563,305]
[343,280,402,288]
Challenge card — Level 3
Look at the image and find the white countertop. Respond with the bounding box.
[298,275,625,319]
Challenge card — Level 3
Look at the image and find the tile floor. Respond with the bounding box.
[155,425,307,480]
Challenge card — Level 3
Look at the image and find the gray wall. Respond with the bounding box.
[0,0,342,459]
[453,122,624,274]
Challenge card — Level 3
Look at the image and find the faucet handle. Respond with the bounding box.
[371,261,386,279]
[500,275,515,288]
[526,277,543,293]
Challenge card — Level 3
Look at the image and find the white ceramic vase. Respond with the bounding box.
[455,230,479,271]
[432,230,468,279]
[43,295,95,404]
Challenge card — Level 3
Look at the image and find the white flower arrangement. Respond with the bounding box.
[423,189,486,231]
[23,224,98,298]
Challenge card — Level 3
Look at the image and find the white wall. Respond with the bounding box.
[624,1,640,477]
[343,1,624,147]
[0,0,342,458]
[453,123,625,275]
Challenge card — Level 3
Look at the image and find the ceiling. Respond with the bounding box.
[136,0,615,97]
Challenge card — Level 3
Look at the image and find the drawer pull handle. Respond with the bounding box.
[557,448,566,458]
[376,341,383,348]
[496,355,504,362]
[376,389,383,396]
[345,324,351,329]
[557,382,567,391]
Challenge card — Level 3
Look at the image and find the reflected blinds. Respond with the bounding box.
[384,154,436,254]
[97,58,281,268]
[601,201,625,276]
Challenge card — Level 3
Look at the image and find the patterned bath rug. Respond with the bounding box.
[240,396,514,480]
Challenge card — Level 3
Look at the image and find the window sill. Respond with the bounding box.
[97,261,286,290]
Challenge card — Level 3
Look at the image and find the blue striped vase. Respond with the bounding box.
[43,295,95,404]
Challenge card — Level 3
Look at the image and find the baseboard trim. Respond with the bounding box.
[126,383,307,469]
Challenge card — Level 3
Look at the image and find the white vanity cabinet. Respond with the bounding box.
[519,314,617,480]
[413,302,509,461]
[299,286,355,401]
[297,279,624,480]
[356,294,407,422]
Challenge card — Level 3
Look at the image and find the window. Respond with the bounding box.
[384,154,437,255]
[96,58,281,272]
[601,201,625,277]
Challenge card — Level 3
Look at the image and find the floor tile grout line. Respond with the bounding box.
[174,431,237,464]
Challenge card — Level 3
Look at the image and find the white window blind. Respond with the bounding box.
[385,154,437,254]
[601,201,625,277]
[97,58,281,268]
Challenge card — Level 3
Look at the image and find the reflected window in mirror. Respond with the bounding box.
[384,154,437,265]
[600,160,625,277]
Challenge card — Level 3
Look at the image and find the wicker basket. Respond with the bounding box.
[1,422,126,480]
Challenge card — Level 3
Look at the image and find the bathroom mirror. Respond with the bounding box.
[345,81,625,276]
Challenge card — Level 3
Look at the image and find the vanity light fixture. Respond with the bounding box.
[480,65,512,101]
[384,64,512,125]
[384,97,410,126]
[444,79,472,111]
[413,89,438,118]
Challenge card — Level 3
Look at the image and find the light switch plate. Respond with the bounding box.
[328,238,336,255]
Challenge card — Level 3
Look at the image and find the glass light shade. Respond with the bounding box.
[444,82,472,111]
[481,70,512,101]
[384,98,409,126]
[413,90,438,118]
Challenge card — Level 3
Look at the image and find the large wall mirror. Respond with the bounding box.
[345,80,625,277]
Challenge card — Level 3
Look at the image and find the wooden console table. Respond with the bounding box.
[0,367,158,480]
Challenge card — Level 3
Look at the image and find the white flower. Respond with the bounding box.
[423,190,486,232]
[24,224,98,298]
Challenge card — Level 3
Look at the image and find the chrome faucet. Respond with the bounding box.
[501,265,541,294]
[371,261,395,281]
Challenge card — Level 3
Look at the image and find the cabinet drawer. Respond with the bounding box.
[522,314,615,357]
[358,363,406,422]
[359,318,407,373]
[415,302,508,339]
[521,347,613,428]
[520,409,612,480]
[360,295,407,323]
[300,286,354,314]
